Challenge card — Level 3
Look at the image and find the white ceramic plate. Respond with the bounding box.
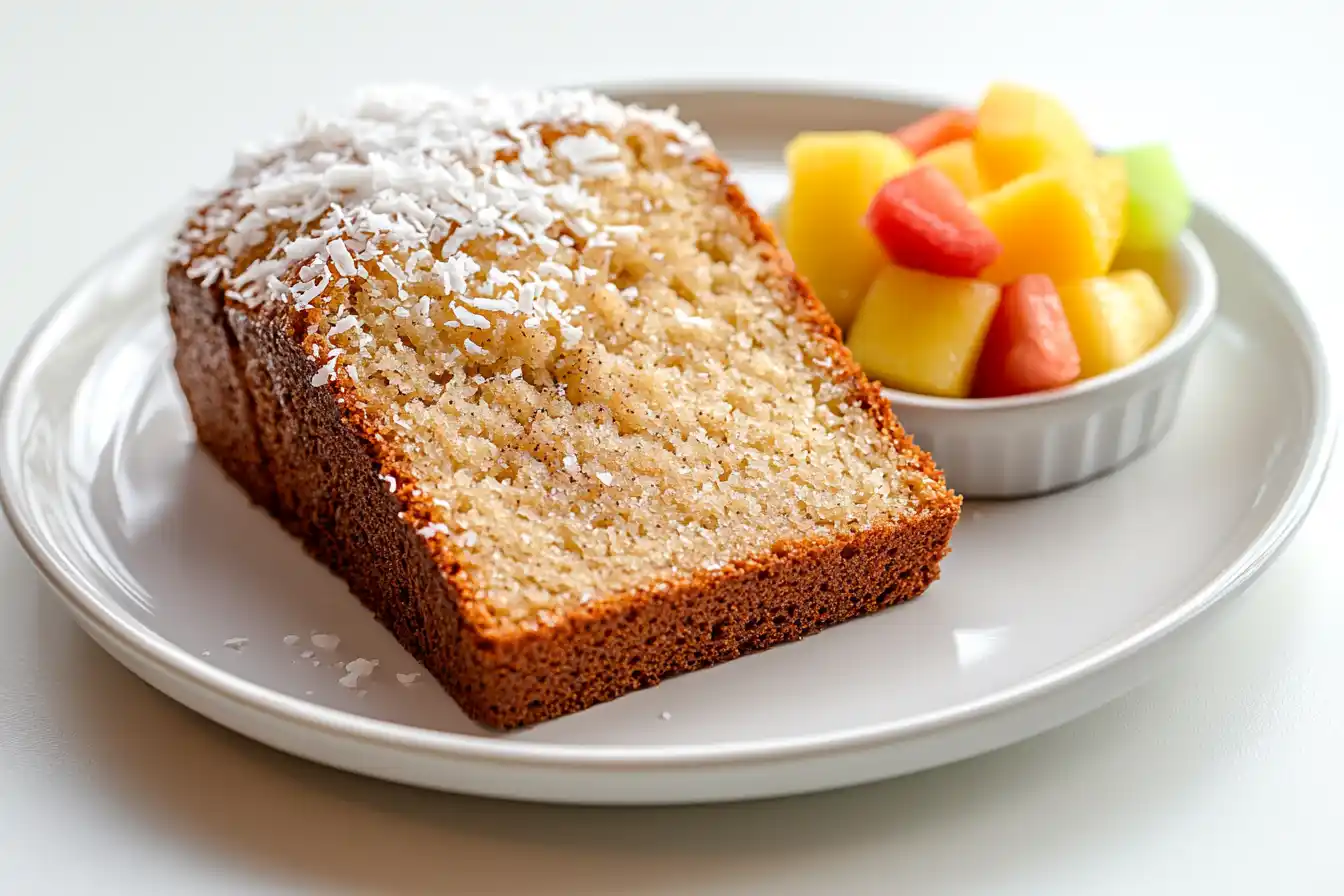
[0,86,1335,806]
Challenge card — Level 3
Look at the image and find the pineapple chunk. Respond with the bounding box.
[975,83,1093,188]
[783,131,915,329]
[969,156,1127,285]
[846,265,1000,398]
[1055,269,1174,378]
[918,139,986,199]
[1093,155,1130,264]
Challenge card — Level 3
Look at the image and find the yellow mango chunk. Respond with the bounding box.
[783,131,915,330]
[918,139,986,198]
[1093,155,1130,264]
[846,265,1000,398]
[1056,270,1174,378]
[969,157,1127,285]
[975,83,1093,188]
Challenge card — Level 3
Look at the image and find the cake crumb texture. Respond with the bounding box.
[168,85,960,727]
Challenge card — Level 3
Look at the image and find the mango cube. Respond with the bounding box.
[1115,144,1192,252]
[846,265,1001,398]
[1055,269,1174,378]
[975,83,1093,188]
[1092,155,1130,264]
[783,131,916,329]
[969,157,1128,285]
[918,139,986,199]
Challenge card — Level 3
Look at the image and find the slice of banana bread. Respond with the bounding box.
[166,85,961,729]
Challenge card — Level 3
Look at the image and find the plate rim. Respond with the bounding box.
[0,81,1336,773]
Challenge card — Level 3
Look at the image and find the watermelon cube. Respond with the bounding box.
[893,108,978,157]
[863,166,1002,279]
[972,275,1082,397]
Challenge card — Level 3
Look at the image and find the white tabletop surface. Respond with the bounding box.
[2,1,1340,892]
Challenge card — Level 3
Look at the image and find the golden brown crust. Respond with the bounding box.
[461,507,957,727]
[167,149,961,730]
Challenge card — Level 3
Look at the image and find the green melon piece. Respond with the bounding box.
[1116,144,1191,252]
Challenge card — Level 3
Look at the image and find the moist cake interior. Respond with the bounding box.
[176,87,941,625]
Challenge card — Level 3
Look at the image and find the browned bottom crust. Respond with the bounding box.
[463,511,955,727]
[167,268,958,731]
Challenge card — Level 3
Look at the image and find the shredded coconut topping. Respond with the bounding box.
[339,658,379,689]
[174,84,713,374]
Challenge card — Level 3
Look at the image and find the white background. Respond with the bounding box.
[1,1,1340,892]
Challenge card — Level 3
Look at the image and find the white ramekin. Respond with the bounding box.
[884,230,1218,500]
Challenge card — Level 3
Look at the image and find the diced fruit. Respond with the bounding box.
[1092,155,1130,264]
[1114,144,1192,252]
[846,265,1000,398]
[969,157,1127,284]
[974,83,1093,188]
[893,108,978,157]
[918,139,986,198]
[1055,270,1174,378]
[863,166,1002,278]
[972,275,1081,397]
[783,131,916,329]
